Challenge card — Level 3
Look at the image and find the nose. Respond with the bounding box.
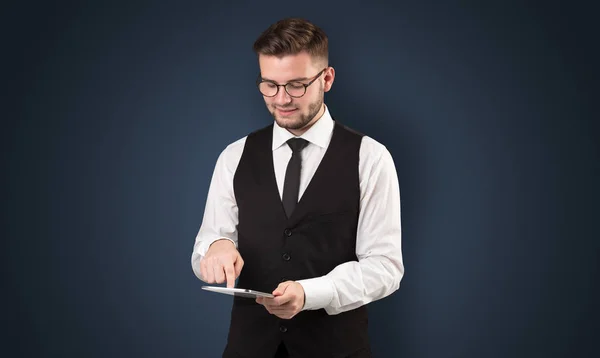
[274,86,292,104]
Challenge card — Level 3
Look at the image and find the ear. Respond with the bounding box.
[323,66,335,92]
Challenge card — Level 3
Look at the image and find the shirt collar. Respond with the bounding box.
[272,104,334,151]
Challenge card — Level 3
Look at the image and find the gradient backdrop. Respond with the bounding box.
[4,1,599,357]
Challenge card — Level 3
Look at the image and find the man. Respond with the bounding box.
[191,17,404,358]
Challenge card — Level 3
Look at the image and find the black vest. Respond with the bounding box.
[223,121,370,358]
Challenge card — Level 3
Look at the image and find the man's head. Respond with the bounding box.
[253,18,335,134]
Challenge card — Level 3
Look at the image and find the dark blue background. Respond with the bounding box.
[4,1,598,357]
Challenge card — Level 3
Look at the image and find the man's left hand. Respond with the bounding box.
[256,281,305,319]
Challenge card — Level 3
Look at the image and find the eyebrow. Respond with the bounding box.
[261,75,310,82]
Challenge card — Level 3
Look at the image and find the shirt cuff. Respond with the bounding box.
[296,276,334,311]
[197,237,236,257]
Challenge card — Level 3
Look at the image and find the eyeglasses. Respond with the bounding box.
[256,68,326,98]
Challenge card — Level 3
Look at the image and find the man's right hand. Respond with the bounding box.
[199,239,244,288]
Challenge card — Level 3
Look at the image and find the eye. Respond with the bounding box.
[287,82,305,89]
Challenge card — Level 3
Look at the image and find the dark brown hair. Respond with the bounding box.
[253,18,328,65]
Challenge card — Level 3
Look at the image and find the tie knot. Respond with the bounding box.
[287,138,308,153]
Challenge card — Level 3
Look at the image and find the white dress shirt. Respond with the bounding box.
[191,105,404,315]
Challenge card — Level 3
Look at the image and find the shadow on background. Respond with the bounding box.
[327,84,424,357]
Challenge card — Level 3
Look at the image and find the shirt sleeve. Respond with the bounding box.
[297,138,404,314]
[191,138,245,282]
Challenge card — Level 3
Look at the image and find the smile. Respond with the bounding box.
[277,108,298,116]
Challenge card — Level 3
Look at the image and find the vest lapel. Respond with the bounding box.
[286,122,341,226]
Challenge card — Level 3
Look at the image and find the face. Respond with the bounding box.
[258,52,335,134]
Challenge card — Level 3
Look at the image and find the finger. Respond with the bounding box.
[265,299,291,310]
[224,262,236,288]
[213,262,225,284]
[261,304,274,314]
[266,306,290,313]
[262,297,281,307]
[274,312,294,320]
[203,260,215,283]
[200,260,207,282]
[234,256,244,277]
[273,282,290,296]
[273,294,292,306]
[262,304,295,318]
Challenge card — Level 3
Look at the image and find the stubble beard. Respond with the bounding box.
[270,86,324,131]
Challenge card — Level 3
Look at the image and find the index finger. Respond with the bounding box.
[224,263,236,288]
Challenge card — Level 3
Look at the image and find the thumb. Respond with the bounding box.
[273,281,291,296]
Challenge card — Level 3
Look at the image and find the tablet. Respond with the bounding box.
[201,286,275,299]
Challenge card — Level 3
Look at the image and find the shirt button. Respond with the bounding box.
[284,229,292,237]
[282,253,291,261]
[280,326,287,333]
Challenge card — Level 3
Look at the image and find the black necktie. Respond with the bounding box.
[282,138,308,218]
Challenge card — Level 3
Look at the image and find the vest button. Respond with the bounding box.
[282,253,291,261]
[284,229,292,237]
[279,325,287,333]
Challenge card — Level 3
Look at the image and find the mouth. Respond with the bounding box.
[276,108,298,116]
